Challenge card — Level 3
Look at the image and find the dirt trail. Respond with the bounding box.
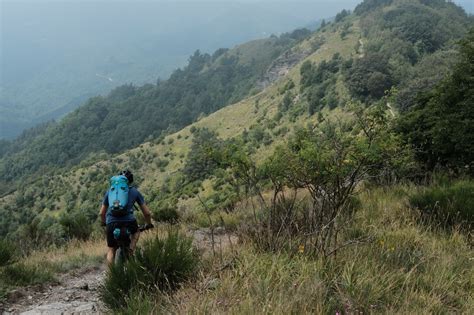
[192,227,238,255]
[1,267,105,315]
[1,229,236,315]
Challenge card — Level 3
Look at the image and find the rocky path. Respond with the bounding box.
[1,267,105,315]
[257,48,312,89]
[1,228,237,315]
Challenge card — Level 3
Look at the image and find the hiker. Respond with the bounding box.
[99,170,153,265]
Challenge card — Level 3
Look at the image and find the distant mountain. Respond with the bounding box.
[0,1,352,139]
[0,31,310,188]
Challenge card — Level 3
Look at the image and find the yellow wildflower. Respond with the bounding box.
[298,244,305,254]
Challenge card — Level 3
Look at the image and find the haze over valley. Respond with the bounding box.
[1,0,372,139]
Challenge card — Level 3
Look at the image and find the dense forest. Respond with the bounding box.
[398,28,474,174]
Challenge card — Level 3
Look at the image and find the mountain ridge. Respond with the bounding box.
[0,1,341,139]
[0,0,472,243]
[0,31,313,190]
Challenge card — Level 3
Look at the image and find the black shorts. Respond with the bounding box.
[106,220,139,248]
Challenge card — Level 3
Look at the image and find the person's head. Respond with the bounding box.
[119,169,134,184]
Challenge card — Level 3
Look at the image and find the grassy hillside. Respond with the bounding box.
[2,184,472,313]
[0,18,361,241]
[1,1,473,312]
[1,0,472,246]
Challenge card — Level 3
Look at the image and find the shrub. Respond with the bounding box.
[59,211,93,241]
[279,92,293,112]
[100,231,198,310]
[100,259,148,309]
[0,239,16,267]
[137,231,198,290]
[409,180,474,229]
[152,203,180,224]
[155,158,169,169]
[213,104,411,258]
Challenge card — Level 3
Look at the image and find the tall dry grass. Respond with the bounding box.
[171,185,474,314]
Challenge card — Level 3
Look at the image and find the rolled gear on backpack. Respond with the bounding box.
[108,175,130,217]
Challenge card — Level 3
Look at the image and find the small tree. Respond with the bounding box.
[213,104,412,258]
[183,128,223,182]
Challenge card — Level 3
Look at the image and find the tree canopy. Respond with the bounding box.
[397,29,474,174]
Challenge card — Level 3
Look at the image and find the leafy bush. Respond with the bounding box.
[59,211,93,241]
[409,180,474,229]
[0,239,16,267]
[100,231,198,310]
[213,105,411,257]
[155,158,169,169]
[205,187,239,213]
[345,53,392,101]
[278,92,293,112]
[152,202,180,224]
[300,54,342,113]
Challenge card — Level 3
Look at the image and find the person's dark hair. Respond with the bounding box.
[119,170,134,184]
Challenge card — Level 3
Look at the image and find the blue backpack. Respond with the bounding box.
[108,175,129,217]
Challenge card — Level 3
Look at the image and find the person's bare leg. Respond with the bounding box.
[107,247,116,266]
[130,232,140,253]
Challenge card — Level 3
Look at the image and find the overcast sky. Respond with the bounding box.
[1,0,471,12]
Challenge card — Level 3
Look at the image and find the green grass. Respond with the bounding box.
[182,207,250,231]
[117,290,166,315]
[0,263,55,287]
[1,186,471,313]
[409,180,474,229]
[100,230,199,311]
[171,186,474,314]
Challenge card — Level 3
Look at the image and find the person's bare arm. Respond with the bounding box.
[139,203,152,225]
[100,204,107,225]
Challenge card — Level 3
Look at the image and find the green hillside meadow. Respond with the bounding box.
[0,0,473,313]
